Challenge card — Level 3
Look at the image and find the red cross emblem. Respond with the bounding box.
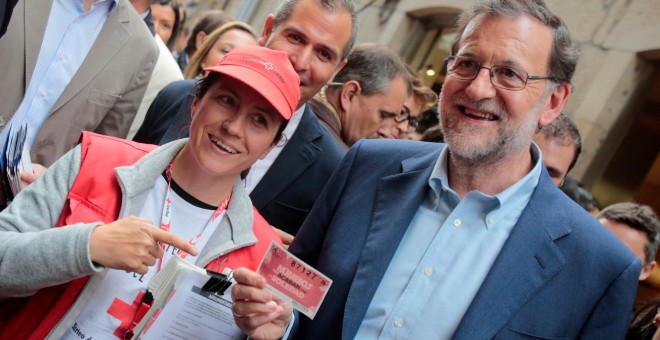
[106,290,145,338]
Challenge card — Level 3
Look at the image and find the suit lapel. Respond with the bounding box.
[250,105,322,209]
[342,151,439,339]
[24,0,49,92]
[50,0,131,113]
[453,175,570,339]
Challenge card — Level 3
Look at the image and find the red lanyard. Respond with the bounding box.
[158,161,232,270]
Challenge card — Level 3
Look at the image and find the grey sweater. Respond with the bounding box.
[0,139,262,338]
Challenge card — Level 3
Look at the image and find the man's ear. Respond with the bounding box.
[538,82,571,127]
[259,15,275,47]
[326,59,348,86]
[640,261,656,281]
[338,80,361,112]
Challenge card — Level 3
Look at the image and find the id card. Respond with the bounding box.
[257,241,332,319]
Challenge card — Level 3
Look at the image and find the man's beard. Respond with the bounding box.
[439,92,543,166]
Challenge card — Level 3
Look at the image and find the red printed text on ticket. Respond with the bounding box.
[257,241,332,319]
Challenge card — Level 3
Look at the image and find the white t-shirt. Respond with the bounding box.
[62,175,226,340]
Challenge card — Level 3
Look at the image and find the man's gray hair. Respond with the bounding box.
[332,43,412,97]
[273,0,358,61]
[451,0,579,84]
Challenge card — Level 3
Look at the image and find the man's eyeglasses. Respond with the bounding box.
[444,56,557,91]
[394,111,419,131]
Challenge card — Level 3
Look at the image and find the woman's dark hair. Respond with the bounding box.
[184,10,232,57]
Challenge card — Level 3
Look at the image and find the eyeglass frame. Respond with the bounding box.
[394,110,419,131]
[443,55,558,91]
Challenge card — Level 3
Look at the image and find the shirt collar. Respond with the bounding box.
[429,143,543,214]
[76,0,118,12]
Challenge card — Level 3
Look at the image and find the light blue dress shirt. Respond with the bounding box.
[355,144,543,339]
[0,0,117,149]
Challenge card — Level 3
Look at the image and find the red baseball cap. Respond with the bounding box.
[204,45,300,120]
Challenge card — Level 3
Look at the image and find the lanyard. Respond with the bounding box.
[158,161,232,271]
[126,161,233,339]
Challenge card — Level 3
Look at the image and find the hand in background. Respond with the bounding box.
[273,227,294,249]
[20,163,48,187]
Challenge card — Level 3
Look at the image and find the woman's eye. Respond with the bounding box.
[220,96,235,107]
[252,114,268,127]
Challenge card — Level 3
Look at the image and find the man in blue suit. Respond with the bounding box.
[231,0,641,339]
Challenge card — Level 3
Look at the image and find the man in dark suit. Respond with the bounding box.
[231,0,641,339]
[134,0,356,238]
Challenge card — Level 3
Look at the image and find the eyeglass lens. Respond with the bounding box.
[447,56,528,90]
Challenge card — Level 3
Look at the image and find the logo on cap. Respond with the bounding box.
[242,56,285,84]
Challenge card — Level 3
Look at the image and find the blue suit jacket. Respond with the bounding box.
[134,80,345,234]
[289,139,640,339]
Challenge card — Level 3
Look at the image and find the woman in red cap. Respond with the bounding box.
[0,45,300,339]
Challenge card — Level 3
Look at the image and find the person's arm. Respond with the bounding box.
[0,146,197,298]
[0,146,90,298]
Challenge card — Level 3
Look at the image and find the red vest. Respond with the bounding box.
[0,132,280,339]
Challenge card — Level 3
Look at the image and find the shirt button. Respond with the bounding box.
[76,18,81,24]
[453,218,461,227]
[488,217,495,224]
[423,267,433,276]
[59,53,65,60]
[394,319,404,328]
[40,90,47,97]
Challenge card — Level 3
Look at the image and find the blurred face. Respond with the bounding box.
[534,133,575,186]
[439,15,566,165]
[202,29,257,69]
[260,0,352,106]
[187,77,284,179]
[396,94,424,139]
[342,76,408,146]
[151,3,176,44]
[600,218,655,280]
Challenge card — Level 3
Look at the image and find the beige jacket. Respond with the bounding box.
[0,0,158,166]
